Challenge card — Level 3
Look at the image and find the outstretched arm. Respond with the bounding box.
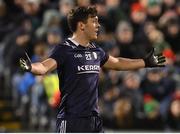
[103,48,166,71]
[31,58,57,75]
[19,52,57,75]
[103,56,145,71]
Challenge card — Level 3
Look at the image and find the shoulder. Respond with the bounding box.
[90,42,105,53]
[53,40,73,50]
[90,42,101,49]
[61,39,79,49]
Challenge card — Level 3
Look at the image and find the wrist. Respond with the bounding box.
[142,59,146,68]
[143,58,149,67]
[28,64,32,72]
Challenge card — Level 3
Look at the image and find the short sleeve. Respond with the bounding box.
[49,45,65,67]
[99,47,109,67]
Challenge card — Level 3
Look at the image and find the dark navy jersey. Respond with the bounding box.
[49,38,109,118]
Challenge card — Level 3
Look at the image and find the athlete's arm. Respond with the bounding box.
[103,48,166,71]
[103,56,145,70]
[20,52,57,75]
[31,58,57,75]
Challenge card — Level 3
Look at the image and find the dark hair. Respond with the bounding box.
[67,6,97,32]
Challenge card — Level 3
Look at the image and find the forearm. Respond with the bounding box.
[104,56,145,71]
[116,57,145,70]
[31,62,48,75]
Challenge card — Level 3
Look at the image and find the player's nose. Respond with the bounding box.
[97,22,101,28]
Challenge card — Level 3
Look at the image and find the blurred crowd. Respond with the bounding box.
[0,0,179,132]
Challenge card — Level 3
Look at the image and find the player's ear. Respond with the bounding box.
[78,22,85,31]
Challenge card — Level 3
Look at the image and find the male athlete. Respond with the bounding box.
[20,6,166,132]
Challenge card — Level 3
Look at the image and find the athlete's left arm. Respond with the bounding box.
[103,56,145,70]
[103,48,166,71]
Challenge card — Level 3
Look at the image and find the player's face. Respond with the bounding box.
[83,16,100,41]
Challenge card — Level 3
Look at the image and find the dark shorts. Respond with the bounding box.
[56,115,103,133]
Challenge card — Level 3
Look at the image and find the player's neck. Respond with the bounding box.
[71,33,90,47]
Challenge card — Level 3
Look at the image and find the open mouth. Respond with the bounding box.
[95,30,99,35]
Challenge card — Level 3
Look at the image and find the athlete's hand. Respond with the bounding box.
[19,52,32,71]
[143,48,166,67]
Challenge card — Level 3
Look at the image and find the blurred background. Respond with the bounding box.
[0,0,179,132]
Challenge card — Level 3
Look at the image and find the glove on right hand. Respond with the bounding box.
[19,52,32,72]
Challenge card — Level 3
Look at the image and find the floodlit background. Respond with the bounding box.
[0,0,179,132]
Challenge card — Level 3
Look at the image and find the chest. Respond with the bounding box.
[64,49,101,74]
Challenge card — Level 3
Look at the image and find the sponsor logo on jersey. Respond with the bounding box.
[77,65,100,71]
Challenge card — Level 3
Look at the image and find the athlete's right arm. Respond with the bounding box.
[19,52,57,75]
[31,58,57,75]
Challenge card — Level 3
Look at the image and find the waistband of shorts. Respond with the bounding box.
[57,111,99,119]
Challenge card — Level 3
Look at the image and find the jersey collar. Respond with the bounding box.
[68,37,91,48]
[68,38,79,46]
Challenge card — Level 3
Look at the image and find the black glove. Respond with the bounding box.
[143,48,166,67]
[19,52,32,71]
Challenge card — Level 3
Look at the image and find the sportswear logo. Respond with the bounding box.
[74,53,83,58]
[92,52,97,59]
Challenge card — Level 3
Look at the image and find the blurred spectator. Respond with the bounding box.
[99,70,121,128]
[163,48,176,65]
[23,0,42,16]
[162,0,176,11]
[58,0,74,38]
[22,0,43,30]
[106,0,127,32]
[158,10,178,29]
[36,9,61,40]
[47,26,63,47]
[31,40,48,62]
[166,90,180,131]
[116,21,134,58]
[131,2,146,27]
[95,0,113,35]
[146,29,174,55]
[158,11,180,65]
[141,69,176,127]
[130,2,150,52]
[106,0,120,9]
[144,21,157,34]
[76,0,91,7]
[119,72,144,128]
[5,29,33,74]
[59,0,74,17]
[113,98,133,129]
[176,1,180,16]
[143,94,160,120]
[0,0,16,42]
[146,0,162,22]
[100,85,120,129]
[165,18,180,54]
[107,43,120,57]
[142,94,164,130]
[141,69,176,102]
[116,21,146,58]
